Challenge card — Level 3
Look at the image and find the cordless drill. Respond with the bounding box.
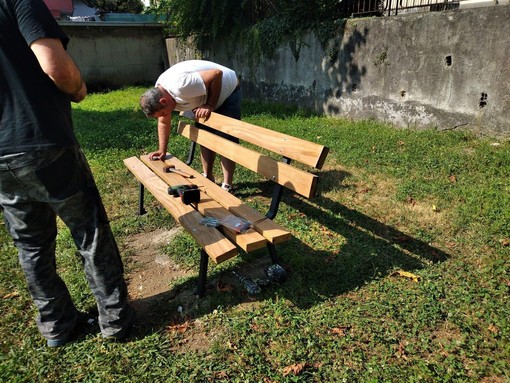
[167,184,200,205]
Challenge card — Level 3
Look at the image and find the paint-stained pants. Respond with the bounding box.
[0,146,132,341]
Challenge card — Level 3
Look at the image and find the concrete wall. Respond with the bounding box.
[169,7,510,138]
[60,22,168,90]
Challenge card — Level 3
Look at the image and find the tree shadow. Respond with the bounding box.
[323,24,369,115]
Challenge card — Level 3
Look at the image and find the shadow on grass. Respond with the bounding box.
[124,169,450,342]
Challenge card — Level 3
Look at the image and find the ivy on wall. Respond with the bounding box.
[150,0,351,63]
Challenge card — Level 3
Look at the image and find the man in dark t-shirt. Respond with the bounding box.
[0,0,133,347]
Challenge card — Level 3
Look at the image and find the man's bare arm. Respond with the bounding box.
[150,115,172,160]
[194,69,223,119]
[30,38,86,103]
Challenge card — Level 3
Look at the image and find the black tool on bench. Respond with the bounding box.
[168,184,200,205]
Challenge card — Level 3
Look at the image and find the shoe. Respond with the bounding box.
[46,311,98,348]
[221,183,233,193]
[47,335,73,348]
[103,306,136,342]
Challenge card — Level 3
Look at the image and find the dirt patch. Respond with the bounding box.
[122,228,195,317]
[121,227,277,350]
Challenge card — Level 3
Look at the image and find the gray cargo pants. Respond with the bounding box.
[0,146,132,342]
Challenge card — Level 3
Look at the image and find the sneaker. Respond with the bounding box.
[221,183,233,193]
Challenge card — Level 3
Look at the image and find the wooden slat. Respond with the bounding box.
[189,112,329,169]
[140,156,267,252]
[140,155,291,244]
[123,156,237,263]
[177,122,320,198]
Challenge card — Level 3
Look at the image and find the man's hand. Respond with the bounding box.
[149,151,166,161]
[193,104,213,120]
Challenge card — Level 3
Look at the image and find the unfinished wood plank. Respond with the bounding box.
[123,156,237,263]
[177,122,319,198]
[140,155,291,244]
[141,156,267,253]
[195,195,267,252]
[185,113,329,169]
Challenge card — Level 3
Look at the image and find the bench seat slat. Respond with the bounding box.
[140,155,291,244]
[192,113,329,169]
[123,156,237,263]
[140,156,268,253]
[178,122,320,199]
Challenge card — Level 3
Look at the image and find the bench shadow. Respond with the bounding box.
[125,168,450,341]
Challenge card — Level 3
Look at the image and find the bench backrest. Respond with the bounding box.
[177,113,329,199]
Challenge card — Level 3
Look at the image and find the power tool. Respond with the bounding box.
[167,184,200,205]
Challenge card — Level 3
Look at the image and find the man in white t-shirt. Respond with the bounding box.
[140,60,241,192]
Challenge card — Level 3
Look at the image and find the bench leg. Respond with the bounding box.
[185,141,197,166]
[196,249,209,298]
[267,242,281,264]
[138,183,147,215]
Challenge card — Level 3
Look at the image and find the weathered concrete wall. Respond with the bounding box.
[60,22,168,90]
[169,7,510,138]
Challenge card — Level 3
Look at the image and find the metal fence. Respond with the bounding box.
[342,0,460,17]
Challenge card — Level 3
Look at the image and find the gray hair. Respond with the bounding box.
[140,87,164,116]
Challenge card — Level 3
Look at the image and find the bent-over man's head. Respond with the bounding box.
[140,87,166,117]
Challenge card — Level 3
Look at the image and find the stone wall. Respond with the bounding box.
[168,7,510,138]
[61,22,168,90]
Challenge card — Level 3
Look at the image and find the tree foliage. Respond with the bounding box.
[88,0,144,14]
[150,0,350,60]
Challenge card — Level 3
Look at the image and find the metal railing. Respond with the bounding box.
[344,0,460,17]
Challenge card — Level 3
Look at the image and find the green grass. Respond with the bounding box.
[1,87,508,382]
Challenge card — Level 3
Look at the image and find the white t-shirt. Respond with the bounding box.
[156,60,238,113]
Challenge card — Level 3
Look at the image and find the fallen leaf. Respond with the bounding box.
[391,270,421,282]
[448,175,457,183]
[396,340,409,360]
[3,292,19,299]
[500,238,509,247]
[167,322,189,334]
[213,371,229,379]
[487,324,499,335]
[282,363,305,376]
[331,326,350,336]
[250,323,265,332]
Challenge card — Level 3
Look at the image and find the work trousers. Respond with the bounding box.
[0,146,132,341]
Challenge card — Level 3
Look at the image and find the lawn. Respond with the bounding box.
[0,87,508,382]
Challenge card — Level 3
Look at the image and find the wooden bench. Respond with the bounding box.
[124,112,329,297]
